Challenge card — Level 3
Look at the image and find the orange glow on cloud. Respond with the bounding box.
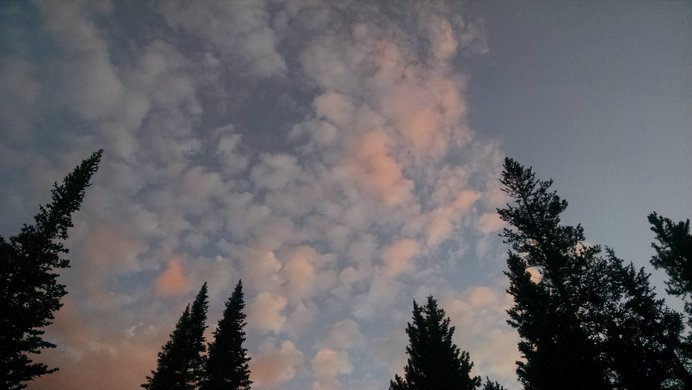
[382,239,419,277]
[155,256,188,296]
[355,131,413,206]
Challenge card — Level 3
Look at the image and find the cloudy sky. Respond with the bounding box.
[1,1,690,389]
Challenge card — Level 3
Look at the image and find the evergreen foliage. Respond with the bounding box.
[0,150,102,390]
[649,212,692,320]
[390,296,481,390]
[482,378,506,390]
[499,157,691,389]
[142,283,209,390]
[201,280,252,390]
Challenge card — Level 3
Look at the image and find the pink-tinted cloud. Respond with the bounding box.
[155,257,188,296]
[312,349,353,390]
[250,339,304,389]
[353,131,414,207]
[382,239,419,277]
[247,291,287,334]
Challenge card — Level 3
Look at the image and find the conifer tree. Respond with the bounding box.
[648,212,692,321]
[201,280,252,390]
[390,296,481,390]
[0,150,102,390]
[482,378,506,390]
[143,283,209,390]
[499,158,691,389]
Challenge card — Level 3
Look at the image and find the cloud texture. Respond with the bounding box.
[0,1,516,389]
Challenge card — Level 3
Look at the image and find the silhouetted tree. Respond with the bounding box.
[649,212,692,321]
[0,150,102,390]
[201,280,251,390]
[390,296,481,390]
[143,283,209,390]
[482,378,506,390]
[499,158,691,389]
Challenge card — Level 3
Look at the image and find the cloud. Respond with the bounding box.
[477,212,505,235]
[154,257,189,296]
[352,131,414,207]
[0,1,512,388]
[250,339,304,389]
[382,238,419,277]
[442,286,520,386]
[159,0,285,78]
[247,291,287,334]
[319,319,364,351]
[311,349,353,390]
[38,0,125,121]
[0,58,41,140]
[279,245,319,300]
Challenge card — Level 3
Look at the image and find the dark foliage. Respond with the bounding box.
[201,280,252,390]
[0,150,102,390]
[499,157,691,389]
[649,212,692,319]
[390,296,481,390]
[482,377,506,390]
[143,283,209,390]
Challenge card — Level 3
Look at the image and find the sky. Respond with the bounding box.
[0,1,690,389]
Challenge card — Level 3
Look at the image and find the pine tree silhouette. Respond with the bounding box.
[0,150,102,390]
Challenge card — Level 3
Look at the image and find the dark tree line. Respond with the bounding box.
[2,151,690,390]
[143,280,252,390]
[499,158,692,389]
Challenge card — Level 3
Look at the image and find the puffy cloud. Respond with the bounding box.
[311,349,353,390]
[382,238,419,277]
[279,245,319,300]
[251,153,305,190]
[428,18,458,61]
[442,286,520,385]
[0,58,41,140]
[320,319,364,351]
[247,291,287,334]
[239,249,282,291]
[155,257,189,296]
[38,0,125,121]
[159,0,285,77]
[352,131,414,207]
[477,211,505,235]
[250,339,304,389]
[0,1,512,388]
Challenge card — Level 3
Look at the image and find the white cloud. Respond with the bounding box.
[442,286,520,385]
[247,291,287,334]
[159,0,285,78]
[320,319,364,351]
[250,339,304,389]
[311,349,353,390]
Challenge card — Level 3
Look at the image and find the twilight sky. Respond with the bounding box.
[1,1,690,389]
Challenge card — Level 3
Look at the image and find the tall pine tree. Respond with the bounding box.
[499,158,691,389]
[390,296,481,390]
[0,150,102,390]
[201,280,252,390]
[143,283,209,390]
[648,212,692,321]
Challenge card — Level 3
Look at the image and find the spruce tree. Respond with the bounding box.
[482,378,506,390]
[0,150,102,390]
[143,283,209,390]
[648,212,692,321]
[201,280,252,390]
[499,158,691,389]
[390,296,481,390]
